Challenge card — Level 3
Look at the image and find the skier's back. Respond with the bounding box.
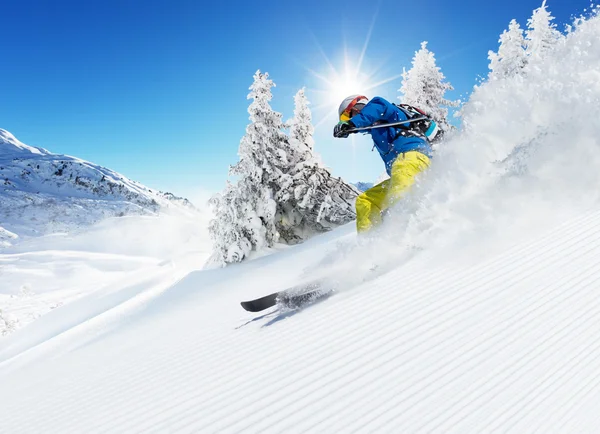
[333,95,433,233]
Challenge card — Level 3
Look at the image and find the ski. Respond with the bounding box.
[240,291,279,312]
[241,279,330,312]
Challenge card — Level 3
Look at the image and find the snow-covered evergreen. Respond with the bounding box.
[488,19,528,80]
[275,164,358,244]
[288,88,315,156]
[208,180,274,264]
[208,71,285,265]
[525,0,563,63]
[209,76,358,265]
[275,88,358,244]
[487,3,563,81]
[398,41,459,136]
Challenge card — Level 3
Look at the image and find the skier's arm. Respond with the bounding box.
[350,97,408,128]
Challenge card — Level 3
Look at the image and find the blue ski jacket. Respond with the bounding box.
[350,96,432,175]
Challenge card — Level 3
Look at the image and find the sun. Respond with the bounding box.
[299,18,404,129]
[303,54,375,124]
[329,74,369,111]
[303,54,402,130]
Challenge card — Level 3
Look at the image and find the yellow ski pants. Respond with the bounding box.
[356,151,431,233]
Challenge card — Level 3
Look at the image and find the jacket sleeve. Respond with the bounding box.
[350,97,408,128]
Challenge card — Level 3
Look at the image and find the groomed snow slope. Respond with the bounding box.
[2,9,600,433]
[1,211,600,432]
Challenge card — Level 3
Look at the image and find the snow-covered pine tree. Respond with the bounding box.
[208,181,269,264]
[275,164,359,243]
[488,19,528,80]
[208,70,289,266]
[288,87,315,156]
[208,74,358,265]
[398,41,459,137]
[525,0,562,63]
[276,88,358,243]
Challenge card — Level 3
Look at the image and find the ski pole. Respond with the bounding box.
[347,116,428,133]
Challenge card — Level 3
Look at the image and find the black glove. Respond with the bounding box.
[333,121,355,138]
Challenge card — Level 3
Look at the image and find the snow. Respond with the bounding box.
[2,7,600,432]
[0,212,210,337]
[488,19,527,80]
[0,128,194,246]
[2,212,600,432]
[0,129,48,156]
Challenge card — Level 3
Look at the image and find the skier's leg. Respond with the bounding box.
[382,151,431,210]
[355,180,390,233]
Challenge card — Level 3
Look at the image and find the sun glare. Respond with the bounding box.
[302,59,376,129]
[330,75,368,110]
[306,57,401,130]
[297,5,404,129]
[302,41,402,129]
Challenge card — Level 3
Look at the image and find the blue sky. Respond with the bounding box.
[1,0,592,202]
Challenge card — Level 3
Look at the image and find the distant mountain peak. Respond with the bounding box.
[0,128,49,156]
[0,129,193,246]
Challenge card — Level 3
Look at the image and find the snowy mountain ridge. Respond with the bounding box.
[0,128,193,246]
[0,129,48,156]
[352,181,374,192]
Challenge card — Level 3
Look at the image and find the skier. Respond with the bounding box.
[333,95,433,233]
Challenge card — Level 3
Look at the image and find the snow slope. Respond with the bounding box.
[2,8,600,433]
[2,210,600,432]
[0,129,193,245]
[0,212,211,336]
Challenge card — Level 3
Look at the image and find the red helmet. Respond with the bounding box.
[338,95,368,121]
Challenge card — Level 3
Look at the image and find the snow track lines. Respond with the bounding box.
[1,210,600,432]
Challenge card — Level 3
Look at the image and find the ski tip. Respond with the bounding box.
[240,301,259,312]
[240,292,279,313]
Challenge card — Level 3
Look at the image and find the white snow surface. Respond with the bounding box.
[3,10,600,432]
[0,212,211,336]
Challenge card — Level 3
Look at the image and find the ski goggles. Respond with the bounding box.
[340,95,368,121]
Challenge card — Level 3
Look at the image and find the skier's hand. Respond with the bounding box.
[333,121,354,138]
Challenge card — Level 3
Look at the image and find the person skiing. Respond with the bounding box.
[333,95,433,233]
